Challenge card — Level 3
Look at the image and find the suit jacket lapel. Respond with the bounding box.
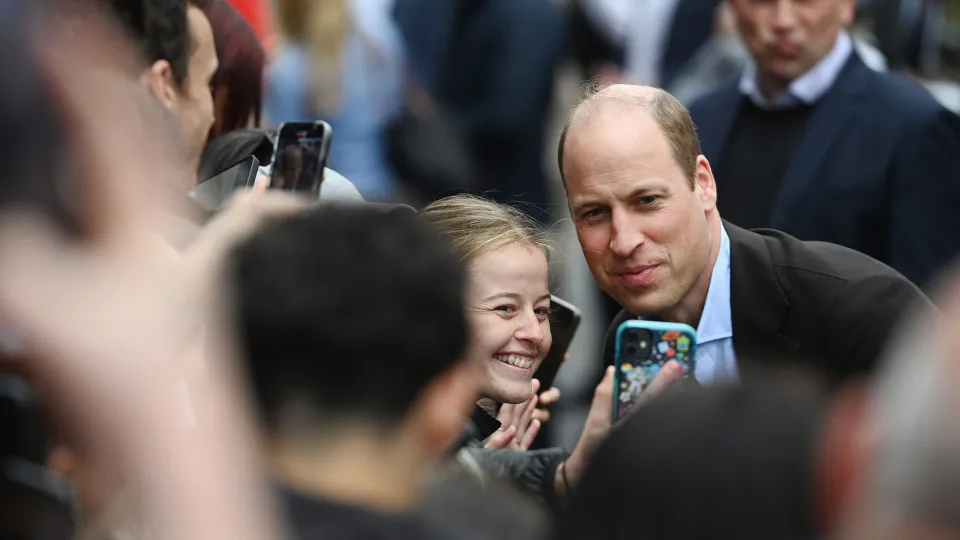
[699,81,743,164]
[770,54,869,228]
[725,221,798,364]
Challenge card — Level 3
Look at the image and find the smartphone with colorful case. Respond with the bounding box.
[612,320,697,422]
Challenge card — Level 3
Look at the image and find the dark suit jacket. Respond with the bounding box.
[603,222,930,388]
[688,53,960,289]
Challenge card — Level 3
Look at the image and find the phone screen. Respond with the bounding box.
[190,155,260,212]
[271,122,332,193]
[533,296,581,391]
[613,321,697,422]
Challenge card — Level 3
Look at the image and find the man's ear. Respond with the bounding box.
[816,381,872,534]
[411,360,481,455]
[694,155,717,212]
[140,60,177,110]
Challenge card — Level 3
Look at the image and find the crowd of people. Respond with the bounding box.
[3,0,960,539]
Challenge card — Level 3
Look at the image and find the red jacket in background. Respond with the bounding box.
[225,0,272,49]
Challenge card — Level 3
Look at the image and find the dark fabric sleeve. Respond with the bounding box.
[463,447,569,512]
[886,105,960,289]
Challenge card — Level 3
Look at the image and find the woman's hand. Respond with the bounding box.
[485,379,543,450]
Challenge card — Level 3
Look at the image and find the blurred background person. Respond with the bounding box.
[393,0,565,222]
[689,0,960,290]
[266,0,404,202]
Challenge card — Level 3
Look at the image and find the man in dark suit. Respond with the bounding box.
[688,0,960,290]
[558,83,928,388]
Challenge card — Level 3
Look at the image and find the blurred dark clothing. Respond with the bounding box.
[393,0,564,222]
[282,486,455,540]
[455,406,569,512]
[421,455,548,540]
[566,0,624,80]
[658,0,723,87]
[691,52,960,289]
[603,222,929,388]
[553,382,826,540]
[713,100,815,230]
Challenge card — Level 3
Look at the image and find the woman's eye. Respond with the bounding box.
[535,307,551,320]
[495,305,516,314]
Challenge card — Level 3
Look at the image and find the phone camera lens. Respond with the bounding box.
[624,331,639,343]
[624,345,637,357]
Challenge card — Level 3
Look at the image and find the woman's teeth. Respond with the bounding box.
[494,354,533,369]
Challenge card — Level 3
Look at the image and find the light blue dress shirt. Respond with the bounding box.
[739,32,854,110]
[691,224,738,385]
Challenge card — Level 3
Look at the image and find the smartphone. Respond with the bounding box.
[612,320,697,422]
[533,296,581,391]
[270,121,332,194]
[190,155,260,212]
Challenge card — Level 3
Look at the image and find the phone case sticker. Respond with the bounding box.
[616,329,695,420]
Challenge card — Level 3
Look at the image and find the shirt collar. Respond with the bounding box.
[696,224,733,345]
[740,32,853,110]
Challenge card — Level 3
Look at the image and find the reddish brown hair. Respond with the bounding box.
[202,0,265,140]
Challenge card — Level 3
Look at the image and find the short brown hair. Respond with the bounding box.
[422,194,550,265]
[557,81,701,188]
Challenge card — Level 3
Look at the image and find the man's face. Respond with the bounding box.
[731,0,855,86]
[563,107,716,317]
[174,5,217,174]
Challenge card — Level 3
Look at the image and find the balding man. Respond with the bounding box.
[559,83,929,389]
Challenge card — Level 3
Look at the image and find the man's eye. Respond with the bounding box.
[638,196,659,206]
[580,208,605,220]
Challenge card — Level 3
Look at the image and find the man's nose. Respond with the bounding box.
[608,210,644,258]
[773,0,798,30]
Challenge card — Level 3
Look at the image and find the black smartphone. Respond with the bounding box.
[270,121,332,195]
[533,296,582,391]
[190,155,260,212]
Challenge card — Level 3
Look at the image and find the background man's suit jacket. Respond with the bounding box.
[603,222,929,388]
[689,53,960,289]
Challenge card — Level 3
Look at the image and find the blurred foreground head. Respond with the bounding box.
[556,380,827,540]
[841,266,960,540]
[229,204,479,506]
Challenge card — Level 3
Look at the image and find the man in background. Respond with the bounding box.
[689,0,960,289]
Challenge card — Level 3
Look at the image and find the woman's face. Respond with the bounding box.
[467,243,552,404]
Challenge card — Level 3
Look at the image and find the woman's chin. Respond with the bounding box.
[485,383,534,405]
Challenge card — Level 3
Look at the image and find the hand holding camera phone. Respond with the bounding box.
[270,121,332,195]
[612,320,697,422]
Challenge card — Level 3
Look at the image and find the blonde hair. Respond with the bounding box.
[422,195,550,264]
[275,0,351,113]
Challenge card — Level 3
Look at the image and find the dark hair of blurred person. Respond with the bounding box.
[555,379,828,540]
[228,204,479,538]
[200,0,265,141]
[100,0,218,181]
